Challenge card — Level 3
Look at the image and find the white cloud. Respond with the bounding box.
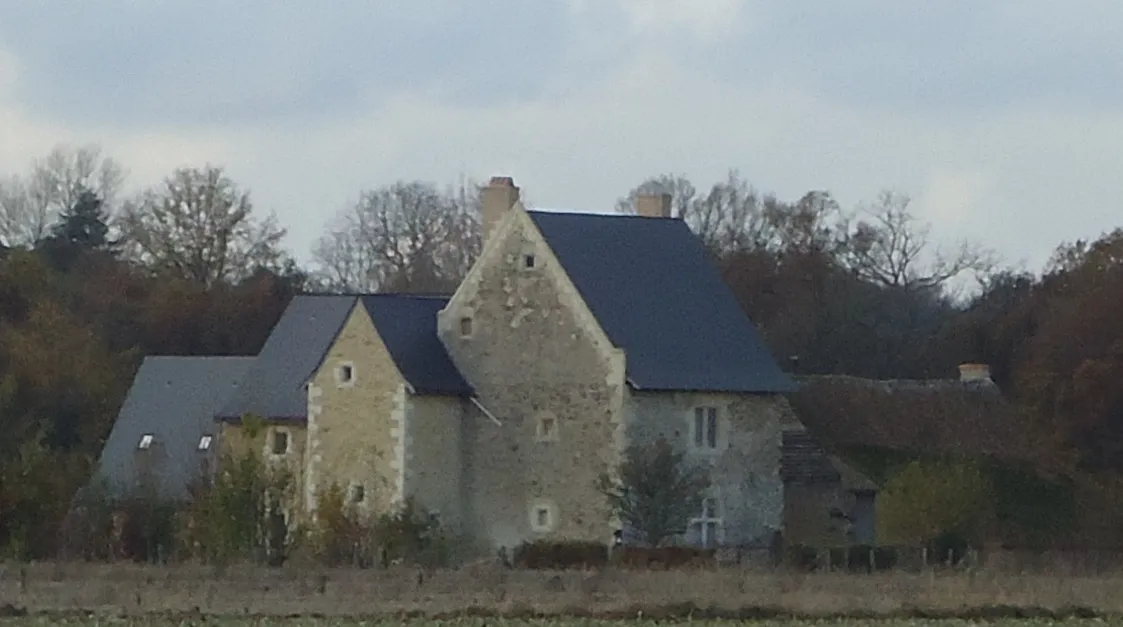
[567,0,746,39]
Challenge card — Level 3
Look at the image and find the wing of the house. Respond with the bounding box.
[215,294,356,423]
[301,293,473,524]
[93,356,254,500]
[435,177,801,550]
[527,208,798,394]
[784,365,1062,547]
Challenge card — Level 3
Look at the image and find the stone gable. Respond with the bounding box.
[439,208,626,550]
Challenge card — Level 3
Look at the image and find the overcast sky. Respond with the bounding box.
[1,1,1121,273]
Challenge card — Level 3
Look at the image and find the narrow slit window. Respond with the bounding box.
[459,316,473,338]
[271,430,290,455]
[523,254,536,269]
[338,364,354,384]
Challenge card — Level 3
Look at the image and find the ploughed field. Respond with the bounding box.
[0,618,1113,627]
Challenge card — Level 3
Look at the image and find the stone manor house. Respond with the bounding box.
[101,175,1004,553]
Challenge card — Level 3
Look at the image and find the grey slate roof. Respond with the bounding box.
[359,294,473,396]
[94,356,254,500]
[216,295,355,421]
[527,210,796,393]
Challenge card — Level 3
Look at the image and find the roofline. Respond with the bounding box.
[627,378,800,395]
[215,414,307,424]
[526,208,685,221]
[300,296,362,386]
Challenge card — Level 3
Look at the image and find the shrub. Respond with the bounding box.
[512,540,609,570]
[878,457,996,548]
[178,446,295,565]
[597,437,711,548]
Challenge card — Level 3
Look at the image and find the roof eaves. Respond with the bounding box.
[300,296,360,386]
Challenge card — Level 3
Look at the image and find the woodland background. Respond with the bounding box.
[2,143,1122,561]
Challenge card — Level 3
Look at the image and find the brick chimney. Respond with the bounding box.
[481,176,520,243]
[635,192,672,218]
[958,363,991,383]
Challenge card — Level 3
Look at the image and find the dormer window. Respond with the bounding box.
[138,434,154,450]
[197,435,213,451]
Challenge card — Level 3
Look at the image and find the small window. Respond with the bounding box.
[271,429,290,455]
[523,254,536,269]
[690,496,723,548]
[138,434,154,450]
[693,406,718,449]
[197,435,213,451]
[428,511,442,526]
[459,316,473,338]
[335,362,355,387]
[529,500,557,532]
[535,414,558,442]
[349,483,365,504]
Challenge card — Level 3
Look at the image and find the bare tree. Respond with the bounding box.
[0,144,125,247]
[838,190,997,292]
[312,180,481,294]
[118,165,288,287]
[619,171,787,255]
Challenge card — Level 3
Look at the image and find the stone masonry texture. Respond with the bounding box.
[439,209,626,551]
[625,391,802,546]
[305,304,403,518]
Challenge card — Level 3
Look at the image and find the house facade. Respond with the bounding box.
[95,175,814,554]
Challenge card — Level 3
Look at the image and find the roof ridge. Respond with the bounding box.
[361,292,452,300]
[527,208,683,221]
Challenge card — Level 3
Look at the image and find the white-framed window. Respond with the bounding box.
[692,406,719,449]
[689,496,723,548]
[137,433,154,450]
[535,412,558,442]
[529,499,558,533]
[270,428,290,456]
[197,435,213,451]
[335,361,355,387]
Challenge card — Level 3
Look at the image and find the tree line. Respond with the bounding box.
[2,142,1122,559]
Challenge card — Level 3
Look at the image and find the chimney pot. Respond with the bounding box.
[958,363,991,383]
[636,192,673,218]
[481,175,520,243]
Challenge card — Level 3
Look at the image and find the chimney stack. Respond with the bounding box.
[635,192,673,218]
[481,176,520,243]
[958,363,991,383]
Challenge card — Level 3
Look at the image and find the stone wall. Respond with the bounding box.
[218,421,307,515]
[625,391,800,547]
[438,208,626,550]
[405,395,468,532]
[304,304,403,519]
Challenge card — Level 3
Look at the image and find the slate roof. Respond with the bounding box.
[527,210,796,394]
[216,295,355,421]
[94,356,254,499]
[359,294,473,396]
[787,375,1050,467]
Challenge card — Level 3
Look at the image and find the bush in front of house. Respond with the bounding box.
[512,540,609,569]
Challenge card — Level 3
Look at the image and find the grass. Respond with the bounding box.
[2,563,1123,621]
[0,618,1113,627]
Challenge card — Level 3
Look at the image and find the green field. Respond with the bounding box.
[0,618,1115,627]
